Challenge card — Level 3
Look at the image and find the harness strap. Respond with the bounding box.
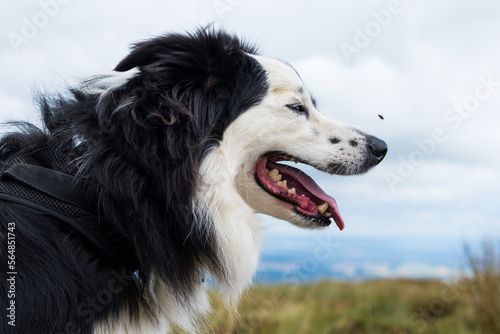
[0,148,129,264]
[0,162,95,212]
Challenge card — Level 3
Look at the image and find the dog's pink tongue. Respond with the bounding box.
[268,161,345,231]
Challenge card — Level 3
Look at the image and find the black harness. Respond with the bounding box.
[0,146,127,263]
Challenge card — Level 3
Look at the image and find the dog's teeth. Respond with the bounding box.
[267,169,282,181]
[289,188,296,195]
[324,212,332,218]
[317,202,329,214]
[266,168,269,173]
[270,170,282,182]
[277,180,287,189]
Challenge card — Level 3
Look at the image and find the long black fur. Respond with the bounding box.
[0,29,269,334]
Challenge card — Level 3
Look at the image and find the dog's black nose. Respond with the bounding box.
[366,135,388,163]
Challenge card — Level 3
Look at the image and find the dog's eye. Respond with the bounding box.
[287,103,307,114]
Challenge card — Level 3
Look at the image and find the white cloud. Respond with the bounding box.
[294,55,408,122]
[361,262,461,279]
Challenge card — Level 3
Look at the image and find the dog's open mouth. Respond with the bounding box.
[254,153,345,230]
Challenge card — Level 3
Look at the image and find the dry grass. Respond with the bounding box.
[463,240,500,333]
[171,240,500,334]
[171,280,480,334]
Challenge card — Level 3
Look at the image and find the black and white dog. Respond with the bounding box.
[0,30,387,333]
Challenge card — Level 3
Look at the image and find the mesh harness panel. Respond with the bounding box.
[0,146,127,263]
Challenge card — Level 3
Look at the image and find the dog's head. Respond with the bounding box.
[221,56,387,230]
[107,29,387,233]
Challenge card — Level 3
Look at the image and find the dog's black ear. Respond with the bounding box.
[114,40,166,72]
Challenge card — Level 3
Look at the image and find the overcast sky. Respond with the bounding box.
[1,0,499,248]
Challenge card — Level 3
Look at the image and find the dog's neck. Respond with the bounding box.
[98,146,263,334]
[195,146,262,305]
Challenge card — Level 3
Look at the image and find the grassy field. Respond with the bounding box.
[172,241,499,334]
[204,279,481,334]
